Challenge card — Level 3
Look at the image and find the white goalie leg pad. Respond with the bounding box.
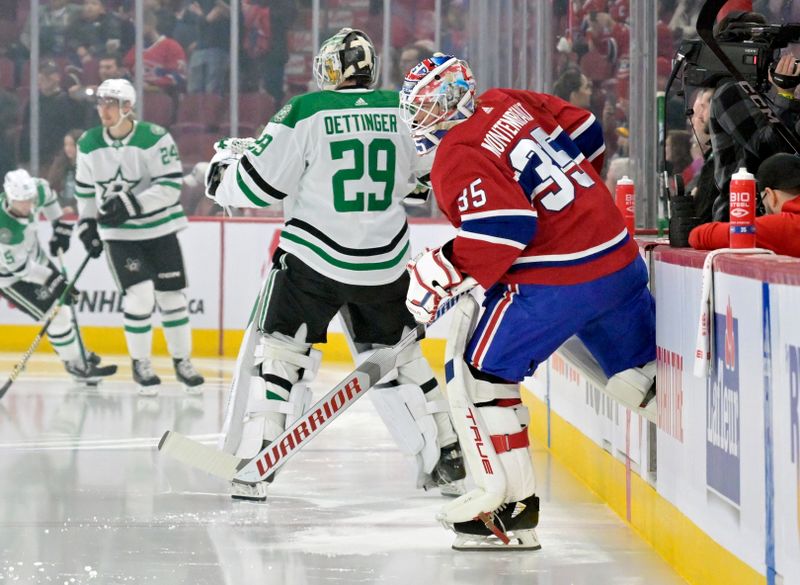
[439,296,536,524]
[605,360,657,422]
[221,318,260,453]
[369,383,445,482]
[232,327,319,459]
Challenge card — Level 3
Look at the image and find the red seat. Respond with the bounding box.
[142,92,176,128]
[177,93,224,130]
[0,57,13,90]
[219,123,257,139]
[238,92,274,127]
[173,123,216,166]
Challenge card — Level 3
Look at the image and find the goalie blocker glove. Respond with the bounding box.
[49,220,74,256]
[98,190,142,227]
[77,218,103,258]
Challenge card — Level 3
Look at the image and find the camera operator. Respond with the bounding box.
[708,10,800,221]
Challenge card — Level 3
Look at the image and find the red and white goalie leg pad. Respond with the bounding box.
[438,296,540,551]
[226,326,321,501]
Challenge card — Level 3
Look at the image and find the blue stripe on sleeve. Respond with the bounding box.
[461,215,538,247]
[571,119,605,161]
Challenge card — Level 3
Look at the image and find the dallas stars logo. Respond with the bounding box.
[96,167,140,205]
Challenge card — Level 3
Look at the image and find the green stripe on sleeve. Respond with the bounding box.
[236,167,271,208]
[156,181,182,190]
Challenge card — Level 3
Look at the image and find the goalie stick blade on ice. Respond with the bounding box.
[158,330,421,484]
[159,278,477,484]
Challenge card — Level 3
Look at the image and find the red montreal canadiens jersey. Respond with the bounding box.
[430,88,638,288]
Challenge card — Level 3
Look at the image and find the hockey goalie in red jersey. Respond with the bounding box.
[400,54,656,550]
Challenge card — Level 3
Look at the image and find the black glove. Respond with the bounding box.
[43,272,80,305]
[98,190,141,227]
[49,220,74,257]
[77,218,103,259]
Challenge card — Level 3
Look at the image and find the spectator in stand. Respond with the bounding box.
[666,130,694,184]
[66,0,135,65]
[0,69,18,181]
[689,153,800,257]
[262,0,297,106]
[440,0,467,56]
[553,68,592,110]
[21,0,82,58]
[20,60,87,171]
[46,128,84,215]
[67,53,129,126]
[123,11,187,96]
[240,0,297,106]
[185,0,233,95]
[668,0,701,38]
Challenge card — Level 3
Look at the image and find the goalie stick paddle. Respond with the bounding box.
[0,252,93,400]
[158,278,477,484]
[696,0,800,154]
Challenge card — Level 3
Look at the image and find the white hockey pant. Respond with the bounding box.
[439,296,536,524]
[234,329,321,460]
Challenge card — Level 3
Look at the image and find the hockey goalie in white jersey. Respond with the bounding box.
[204,28,466,501]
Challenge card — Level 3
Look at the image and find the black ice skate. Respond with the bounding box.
[173,358,204,395]
[132,358,161,396]
[450,494,541,551]
[429,443,467,497]
[64,356,117,386]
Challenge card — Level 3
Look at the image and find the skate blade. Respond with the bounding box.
[451,529,541,551]
[138,386,159,397]
[439,479,466,498]
[230,493,267,502]
[183,384,203,396]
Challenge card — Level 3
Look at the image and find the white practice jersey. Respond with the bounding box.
[75,121,186,241]
[0,179,62,288]
[215,88,432,286]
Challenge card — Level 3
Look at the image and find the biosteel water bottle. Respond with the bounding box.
[729,168,756,248]
[615,176,636,236]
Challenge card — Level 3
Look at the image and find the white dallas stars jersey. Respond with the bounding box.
[75,121,186,241]
[215,88,431,286]
[0,179,62,288]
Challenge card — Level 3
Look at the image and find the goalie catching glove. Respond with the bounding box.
[204,137,255,199]
[406,243,473,324]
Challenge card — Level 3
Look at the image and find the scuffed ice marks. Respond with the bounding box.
[1,561,98,584]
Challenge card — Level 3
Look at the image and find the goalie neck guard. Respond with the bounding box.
[400,54,476,155]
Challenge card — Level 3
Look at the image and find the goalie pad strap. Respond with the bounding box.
[490,429,530,454]
[256,343,318,372]
[246,397,302,416]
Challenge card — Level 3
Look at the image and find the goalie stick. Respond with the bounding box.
[158,278,477,484]
[0,252,92,399]
[696,0,800,154]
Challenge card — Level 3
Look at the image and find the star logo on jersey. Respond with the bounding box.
[96,167,140,205]
[35,286,51,301]
[125,257,141,272]
[355,97,368,106]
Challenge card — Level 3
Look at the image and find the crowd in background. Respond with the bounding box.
[2,0,799,220]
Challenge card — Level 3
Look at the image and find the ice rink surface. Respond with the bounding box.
[0,353,687,585]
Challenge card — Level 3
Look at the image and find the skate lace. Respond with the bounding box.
[176,359,198,378]
[137,359,157,378]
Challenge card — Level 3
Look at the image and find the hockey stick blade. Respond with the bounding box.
[158,431,245,480]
